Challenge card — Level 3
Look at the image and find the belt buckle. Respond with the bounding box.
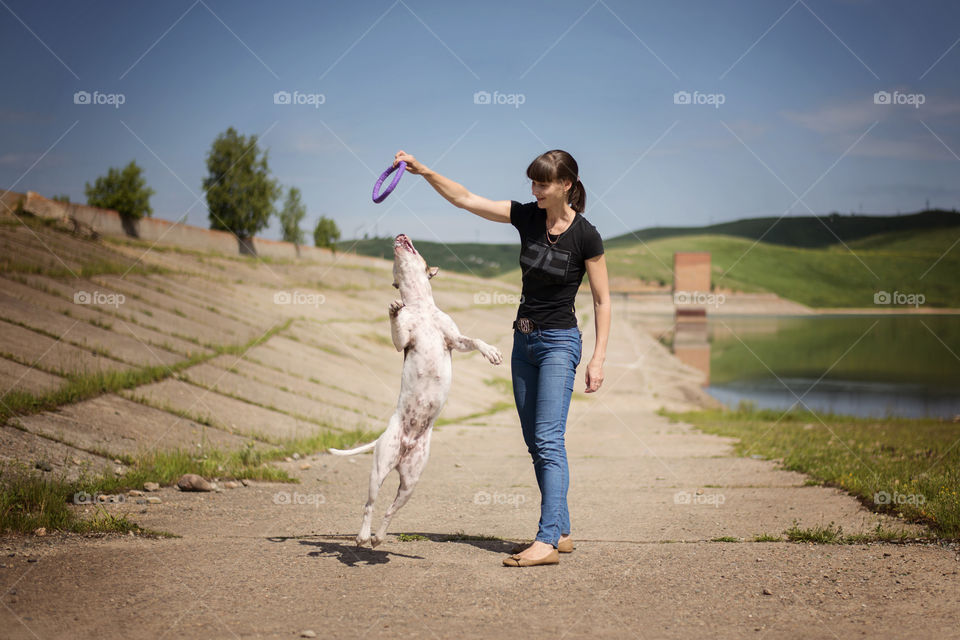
[517,318,534,334]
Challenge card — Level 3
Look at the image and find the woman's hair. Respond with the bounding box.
[525,149,586,213]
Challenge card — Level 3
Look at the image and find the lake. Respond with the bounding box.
[698,315,960,420]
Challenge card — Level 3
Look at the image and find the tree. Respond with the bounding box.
[202,127,279,244]
[313,216,341,254]
[278,186,306,255]
[51,194,71,204]
[85,160,154,219]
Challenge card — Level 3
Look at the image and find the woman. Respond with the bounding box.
[392,148,610,567]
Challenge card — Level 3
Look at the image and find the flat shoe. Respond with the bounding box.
[502,548,559,567]
[510,538,574,554]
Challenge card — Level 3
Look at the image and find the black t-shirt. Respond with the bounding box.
[510,200,604,329]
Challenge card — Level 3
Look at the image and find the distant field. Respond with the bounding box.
[340,211,960,308]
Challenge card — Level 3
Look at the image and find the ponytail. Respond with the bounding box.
[569,178,586,214]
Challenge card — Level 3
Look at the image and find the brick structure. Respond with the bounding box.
[673,252,711,321]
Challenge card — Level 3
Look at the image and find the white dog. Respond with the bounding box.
[330,234,503,547]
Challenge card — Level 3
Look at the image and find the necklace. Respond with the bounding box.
[545,215,575,245]
[543,214,577,246]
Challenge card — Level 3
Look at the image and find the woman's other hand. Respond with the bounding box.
[585,357,604,393]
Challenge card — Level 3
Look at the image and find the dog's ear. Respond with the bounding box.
[426,266,439,279]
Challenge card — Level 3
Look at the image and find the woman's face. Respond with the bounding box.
[531,178,571,209]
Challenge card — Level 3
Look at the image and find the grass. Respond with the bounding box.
[662,402,960,539]
[0,319,291,429]
[435,401,514,426]
[483,376,513,396]
[0,427,378,536]
[752,533,782,542]
[396,533,428,542]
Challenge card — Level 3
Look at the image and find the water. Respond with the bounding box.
[700,315,960,420]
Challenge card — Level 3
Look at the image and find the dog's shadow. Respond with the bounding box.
[267,533,516,567]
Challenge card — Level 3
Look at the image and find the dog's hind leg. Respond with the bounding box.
[356,415,401,547]
[371,430,433,548]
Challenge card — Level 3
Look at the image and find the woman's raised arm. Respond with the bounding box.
[394,150,511,224]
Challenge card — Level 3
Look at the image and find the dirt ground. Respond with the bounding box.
[2,298,959,640]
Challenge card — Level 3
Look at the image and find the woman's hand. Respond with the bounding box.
[394,150,427,175]
[585,357,604,393]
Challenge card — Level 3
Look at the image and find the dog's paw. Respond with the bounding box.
[389,299,404,318]
[482,345,503,365]
[370,535,383,548]
[355,534,371,548]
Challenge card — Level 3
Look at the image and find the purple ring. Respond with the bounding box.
[372,161,406,203]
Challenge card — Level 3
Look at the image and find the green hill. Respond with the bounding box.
[338,211,960,307]
[603,209,960,250]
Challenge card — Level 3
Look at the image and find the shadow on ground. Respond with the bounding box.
[265,533,516,566]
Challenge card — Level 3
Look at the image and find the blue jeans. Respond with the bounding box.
[511,326,582,547]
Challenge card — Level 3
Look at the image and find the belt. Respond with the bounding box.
[513,318,537,334]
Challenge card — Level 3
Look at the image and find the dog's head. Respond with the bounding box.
[393,234,438,301]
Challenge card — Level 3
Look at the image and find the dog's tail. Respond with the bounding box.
[328,439,377,456]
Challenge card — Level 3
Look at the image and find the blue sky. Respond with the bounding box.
[2,0,959,244]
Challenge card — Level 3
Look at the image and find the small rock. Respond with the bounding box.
[177,473,215,492]
[33,527,46,537]
[128,490,144,497]
[114,467,124,476]
[240,479,250,487]
[300,463,311,470]
[762,588,773,596]
[300,631,317,638]
[292,453,301,460]
[146,496,162,504]
[113,458,122,465]
[223,481,241,489]
[34,461,52,472]
[285,457,293,462]
[135,499,147,505]
[143,482,160,492]
[27,558,38,563]
[71,457,82,465]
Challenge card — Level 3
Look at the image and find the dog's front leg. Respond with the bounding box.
[389,300,413,352]
[437,311,502,364]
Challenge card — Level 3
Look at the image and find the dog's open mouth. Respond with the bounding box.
[394,234,417,254]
